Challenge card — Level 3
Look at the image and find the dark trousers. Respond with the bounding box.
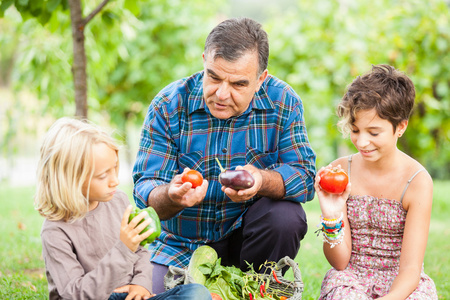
[151,197,308,294]
[209,196,308,273]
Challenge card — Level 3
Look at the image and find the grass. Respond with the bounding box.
[0,182,448,299]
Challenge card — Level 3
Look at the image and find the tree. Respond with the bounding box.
[1,0,111,118]
[0,0,224,165]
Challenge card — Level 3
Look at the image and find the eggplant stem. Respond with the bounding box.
[215,157,225,172]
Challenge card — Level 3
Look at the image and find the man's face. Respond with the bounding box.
[202,51,268,119]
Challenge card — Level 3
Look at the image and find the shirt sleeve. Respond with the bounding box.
[132,100,180,208]
[272,95,316,203]
[129,246,153,293]
[42,228,141,300]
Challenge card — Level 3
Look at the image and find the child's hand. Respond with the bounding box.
[120,206,154,252]
[113,284,154,299]
[315,165,351,217]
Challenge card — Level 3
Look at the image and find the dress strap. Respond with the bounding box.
[400,169,426,203]
[347,155,353,179]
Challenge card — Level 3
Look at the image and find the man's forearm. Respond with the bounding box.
[257,169,285,200]
[147,184,185,220]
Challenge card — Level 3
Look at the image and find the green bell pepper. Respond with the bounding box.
[128,206,161,246]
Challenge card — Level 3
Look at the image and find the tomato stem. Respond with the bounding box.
[215,157,225,173]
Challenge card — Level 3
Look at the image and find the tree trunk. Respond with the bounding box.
[68,0,88,118]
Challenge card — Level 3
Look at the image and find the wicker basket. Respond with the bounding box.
[164,256,303,299]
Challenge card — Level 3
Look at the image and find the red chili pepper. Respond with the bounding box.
[260,282,265,297]
[272,269,282,284]
[249,292,253,300]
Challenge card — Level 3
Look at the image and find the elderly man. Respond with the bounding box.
[133,17,316,293]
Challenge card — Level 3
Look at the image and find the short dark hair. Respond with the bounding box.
[204,17,269,75]
[337,64,416,135]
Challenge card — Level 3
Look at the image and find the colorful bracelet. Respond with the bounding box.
[323,230,345,248]
[321,212,344,225]
[323,220,344,230]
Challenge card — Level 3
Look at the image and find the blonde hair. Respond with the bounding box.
[34,117,119,222]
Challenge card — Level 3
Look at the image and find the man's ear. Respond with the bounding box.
[256,69,268,92]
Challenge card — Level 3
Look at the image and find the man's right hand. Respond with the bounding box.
[168,168,209,208]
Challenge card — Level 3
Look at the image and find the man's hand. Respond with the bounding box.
[222,164,262,203]
[168,168,209,208]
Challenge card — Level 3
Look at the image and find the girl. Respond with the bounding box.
[315,65,438,299]
[34,117,211,300]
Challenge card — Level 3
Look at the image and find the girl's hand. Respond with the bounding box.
[315,164,351,217]
[120,206,154,252]
[114,284,154,299]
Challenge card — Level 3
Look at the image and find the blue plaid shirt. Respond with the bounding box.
[133,71,316,268]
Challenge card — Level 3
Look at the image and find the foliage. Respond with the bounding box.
[264,0,450,178]
[91,0,224,136]
[0,0,224,155]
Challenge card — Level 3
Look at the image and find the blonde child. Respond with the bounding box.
[35,117,211,300]
[315,65,438,299]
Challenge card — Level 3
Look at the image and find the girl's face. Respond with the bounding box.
[83,142,119,211]
[350,109,407,162]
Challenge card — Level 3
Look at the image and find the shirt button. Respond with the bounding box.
[222,148,227,153]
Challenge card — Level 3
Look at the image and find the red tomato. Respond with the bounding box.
[211,293,222,300]
[181,170,203,188]
[319,167,349,194]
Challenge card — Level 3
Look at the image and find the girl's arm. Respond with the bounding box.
[315,159,353,270]
[379,170,433,300]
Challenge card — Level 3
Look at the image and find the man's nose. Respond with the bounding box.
[216,82,231,100]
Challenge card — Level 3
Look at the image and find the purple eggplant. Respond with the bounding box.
[215,158,255,190]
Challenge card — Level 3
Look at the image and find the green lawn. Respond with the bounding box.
[0,181,448,299]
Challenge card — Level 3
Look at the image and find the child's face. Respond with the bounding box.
[350,109,406,161]
[83,142,119,210]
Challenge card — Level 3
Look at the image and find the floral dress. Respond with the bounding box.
[319,193,438,299]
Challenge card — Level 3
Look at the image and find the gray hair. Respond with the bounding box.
[204,17,269,75]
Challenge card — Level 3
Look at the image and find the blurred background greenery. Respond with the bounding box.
[1,0,449,187]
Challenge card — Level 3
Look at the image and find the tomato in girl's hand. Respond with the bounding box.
[181,170,203,188]
[319,167,349,194]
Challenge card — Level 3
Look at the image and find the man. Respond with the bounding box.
[133,17,316,293]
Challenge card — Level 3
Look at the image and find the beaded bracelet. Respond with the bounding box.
[321,212,344,225]
[323,220,344,230]
[323,230,345,248]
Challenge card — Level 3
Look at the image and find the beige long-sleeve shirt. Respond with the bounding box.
[41,190,153,300]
